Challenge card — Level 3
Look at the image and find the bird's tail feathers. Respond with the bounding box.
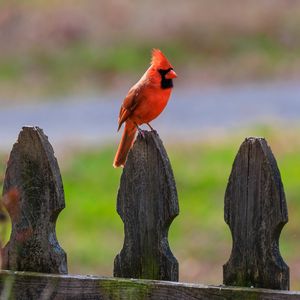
[113,121,137,168]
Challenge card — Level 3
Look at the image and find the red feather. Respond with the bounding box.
[151,48,173,69]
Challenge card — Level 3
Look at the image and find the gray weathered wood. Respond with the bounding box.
[114,131,179,281]
[1,126,67,274]
[224,137,289,289]
[0,270,300,300]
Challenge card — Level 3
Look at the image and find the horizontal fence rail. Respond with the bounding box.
[1,270,300,300]
[0,126,298,299]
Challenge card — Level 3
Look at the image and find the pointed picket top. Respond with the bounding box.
[1,126,67,274]
[223,137,289,290]
[114,131,179,281]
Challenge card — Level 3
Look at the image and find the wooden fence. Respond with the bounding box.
[0,126,299,299]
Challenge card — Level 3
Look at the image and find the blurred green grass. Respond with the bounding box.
[0,36,298,96]
[1,129,300,288]
[1,1,300,97]
[0,42,186,96]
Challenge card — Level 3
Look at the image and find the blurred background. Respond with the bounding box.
[0,0,300,289]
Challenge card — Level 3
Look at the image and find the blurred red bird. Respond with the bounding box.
[113,49,177,168]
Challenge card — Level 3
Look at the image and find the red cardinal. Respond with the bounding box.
[113,49,177,168]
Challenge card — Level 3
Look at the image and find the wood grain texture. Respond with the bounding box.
[114,131,179,281]
[1,126,67,274]
[224,137,289,290]
[0,270,299,300]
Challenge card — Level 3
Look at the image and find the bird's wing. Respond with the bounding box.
[117,84,143,131]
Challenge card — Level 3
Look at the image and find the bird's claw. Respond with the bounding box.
[136,123,158,138]
[146,123,156,132]
[137,128,146,139]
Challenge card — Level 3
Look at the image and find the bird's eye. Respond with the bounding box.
[158,68,173,76]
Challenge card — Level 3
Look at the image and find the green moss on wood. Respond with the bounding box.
[99,279,152,300]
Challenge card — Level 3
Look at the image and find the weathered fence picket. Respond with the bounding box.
[114,131,179,281]
[224,137,289,290]
[1,126,67,274]
[0,127,299,299]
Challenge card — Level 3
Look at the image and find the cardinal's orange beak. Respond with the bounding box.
[165,69,177,79]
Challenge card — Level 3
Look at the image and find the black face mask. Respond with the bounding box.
[158,68,174,89]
